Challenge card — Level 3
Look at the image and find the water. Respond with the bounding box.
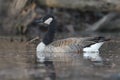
[0,33,120,80]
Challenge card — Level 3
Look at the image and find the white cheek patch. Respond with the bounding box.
[44,18,53,24]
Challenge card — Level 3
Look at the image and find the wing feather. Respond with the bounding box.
[49,37,96,47]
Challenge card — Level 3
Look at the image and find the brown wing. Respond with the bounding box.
[49,37,96,48]
[49,38,82,47]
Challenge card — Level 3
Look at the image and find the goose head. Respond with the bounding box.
[36,15,56,45]
[35,15,54,25]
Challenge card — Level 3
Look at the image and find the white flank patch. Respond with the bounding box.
[36,42,46,62]
[83,42,104,52]
[83,42,104,61]
[44,18,53,25]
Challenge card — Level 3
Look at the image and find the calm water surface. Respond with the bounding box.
[0,33,120,80]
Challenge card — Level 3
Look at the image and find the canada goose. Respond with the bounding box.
[35,15,109,63]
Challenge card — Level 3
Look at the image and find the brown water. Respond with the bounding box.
[0,33,120,80]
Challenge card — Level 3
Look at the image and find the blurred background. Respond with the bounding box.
[0,0,120,38]
[0,0,120,80]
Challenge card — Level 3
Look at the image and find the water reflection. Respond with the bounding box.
[0,35,120,80]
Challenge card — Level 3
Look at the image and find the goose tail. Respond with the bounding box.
[83,36,110,61]
[83,42,104,52]
[84,36,110,52]
[92,36,110,42]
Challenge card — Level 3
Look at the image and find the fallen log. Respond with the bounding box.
[37,0,120,11]
[86,12,119,31]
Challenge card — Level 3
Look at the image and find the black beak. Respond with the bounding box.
[34,17,43,23]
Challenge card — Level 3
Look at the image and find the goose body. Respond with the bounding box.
[35,15,109,62]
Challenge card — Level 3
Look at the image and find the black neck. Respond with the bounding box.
[43,19,56,45]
